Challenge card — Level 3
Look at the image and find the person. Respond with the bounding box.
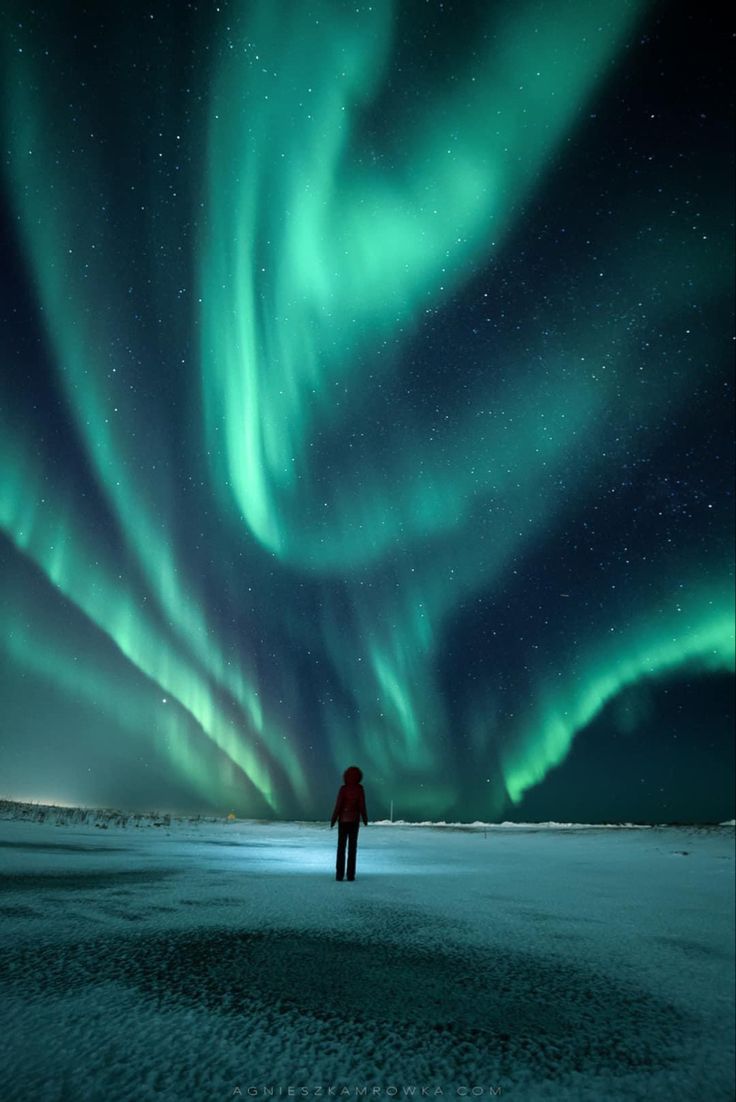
[330,765,368,881]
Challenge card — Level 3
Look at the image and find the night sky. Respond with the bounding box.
[1,0,733,823]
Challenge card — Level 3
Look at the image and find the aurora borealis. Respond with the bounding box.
[0,0,733,822]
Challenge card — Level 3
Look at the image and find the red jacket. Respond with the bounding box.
[331,765,368,826]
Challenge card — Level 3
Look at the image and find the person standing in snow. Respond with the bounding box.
[330,765,368,881]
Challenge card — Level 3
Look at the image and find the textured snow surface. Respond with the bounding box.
[0,818,733,1102]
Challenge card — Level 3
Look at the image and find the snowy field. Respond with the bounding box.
[0,812,733,1102]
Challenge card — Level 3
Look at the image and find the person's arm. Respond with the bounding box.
[330,787,344,828]
[360,787,368,826]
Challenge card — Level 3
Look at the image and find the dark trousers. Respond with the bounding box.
[336,820,360,880]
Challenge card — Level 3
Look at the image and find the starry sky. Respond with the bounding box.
[0,0,733,823]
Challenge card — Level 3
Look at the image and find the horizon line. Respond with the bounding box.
[1,797,733,829]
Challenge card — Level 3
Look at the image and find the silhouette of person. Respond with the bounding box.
[330,765,368,880]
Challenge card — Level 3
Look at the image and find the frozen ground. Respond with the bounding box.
[0,813,733,1102]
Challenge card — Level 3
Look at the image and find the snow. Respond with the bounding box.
[0,811,733,1102]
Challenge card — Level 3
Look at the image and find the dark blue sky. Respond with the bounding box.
[0,0,733,822]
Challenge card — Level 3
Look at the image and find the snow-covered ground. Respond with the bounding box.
[0,813,733,1101]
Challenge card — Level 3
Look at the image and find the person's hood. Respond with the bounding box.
[343,765,363,785]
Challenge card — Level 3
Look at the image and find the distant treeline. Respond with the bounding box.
[0,799,221,828]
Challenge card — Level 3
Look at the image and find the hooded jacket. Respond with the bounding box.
[331,766,368,827]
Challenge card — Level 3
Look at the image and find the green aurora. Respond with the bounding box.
[0,0,733,820]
